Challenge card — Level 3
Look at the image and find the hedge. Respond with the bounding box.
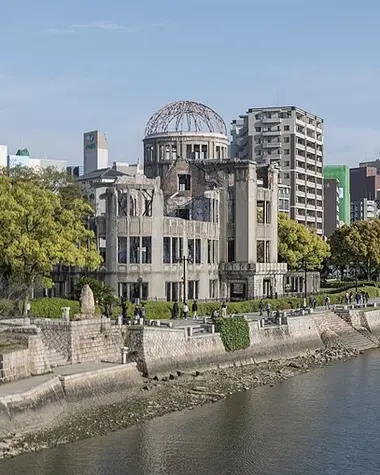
[213,317,250,351]
[29,285,380,319]
[0,299,14,316]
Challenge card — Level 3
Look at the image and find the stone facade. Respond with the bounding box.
[52,159,287,301]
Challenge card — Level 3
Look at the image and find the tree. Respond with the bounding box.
[0,167,102,313]
[329,220,380,280]
[278,213,330,270]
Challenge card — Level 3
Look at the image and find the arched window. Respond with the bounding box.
[130,196,136,217]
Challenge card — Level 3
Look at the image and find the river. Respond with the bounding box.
[2,351,380,475]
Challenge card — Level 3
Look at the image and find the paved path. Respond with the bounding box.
[0,374,55,397]
[0,363,121,397]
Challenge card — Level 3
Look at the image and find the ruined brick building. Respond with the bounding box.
[53,101,289,301]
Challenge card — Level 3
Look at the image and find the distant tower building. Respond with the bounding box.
[323,165,350,225]
[324,178,340,237]
[83,130,108,174]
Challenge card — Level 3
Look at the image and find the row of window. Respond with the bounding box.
[226,240,271,263]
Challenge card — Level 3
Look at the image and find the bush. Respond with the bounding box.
[0,299,14,316]
[31,298,80,318]
[213,317,250,351]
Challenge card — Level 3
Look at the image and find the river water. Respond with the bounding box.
[2,351,380,475]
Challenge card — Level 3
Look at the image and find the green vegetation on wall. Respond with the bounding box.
[213,317,251,351]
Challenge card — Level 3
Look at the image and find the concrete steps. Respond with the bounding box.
[316,312,378,351]
[42,344,67,368]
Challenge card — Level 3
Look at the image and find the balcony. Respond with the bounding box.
[262,141,281,148]
[262,129,281,137]
[262,117,281,124]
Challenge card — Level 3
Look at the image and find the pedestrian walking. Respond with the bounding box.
[266,302,271,318]
[221,302,227,318]
[325,296,331,309]
[182,302,189,320]
[192,300,198,320]
[258,299,264,316]
[171,300,179,320]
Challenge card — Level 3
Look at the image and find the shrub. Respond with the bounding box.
[213,317,250,351]
[31,298,80,318]
[0,299,14,316]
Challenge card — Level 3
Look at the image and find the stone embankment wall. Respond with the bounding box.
[0,326,51,383]
[348,309,380,337]
[128,314,324,378]
[0,363,140,438]
[31,318,126,364]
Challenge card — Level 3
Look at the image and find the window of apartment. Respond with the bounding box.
[195,239,201,264]
[255,127,261,132]
[213,240,218,263]
[257,241,265,263]
[284,137,290,143]
[284,161,290,167]
[144,199,152,217]
[178,174,191,191]
[163,237,171,264]
[284,173,290,179]
[228,240,235,262]
[257,201,264,223]
[284,149,290,155]
[188,239,194,262]
[266,202,271,224]
[208,239,212,264]
[118,237,128,264]
[284,125,290,131]
[141,237,152,264]
[209,279,218,299]
[188,281,199,300]
[129,237,140,264]
[172,237,178,262]
[255,114,261,120]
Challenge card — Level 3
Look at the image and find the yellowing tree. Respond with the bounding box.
[0,167,102,311]
[278,213,330,269]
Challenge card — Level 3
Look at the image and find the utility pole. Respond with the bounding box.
[176,255,192,303]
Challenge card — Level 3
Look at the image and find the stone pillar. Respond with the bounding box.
[234,163,257,262]
[105,188,119,294]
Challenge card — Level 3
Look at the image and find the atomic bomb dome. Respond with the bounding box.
[143,100,229,178]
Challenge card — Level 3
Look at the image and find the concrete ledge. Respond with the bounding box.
[0,375,65,438]
[59,363,141,399]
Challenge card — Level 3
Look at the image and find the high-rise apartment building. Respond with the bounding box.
[323,165,350,225]
[351,199,378,222]
[231,106,324,235]
[350,166,380,203]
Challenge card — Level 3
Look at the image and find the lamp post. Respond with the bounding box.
[176,255,192,303]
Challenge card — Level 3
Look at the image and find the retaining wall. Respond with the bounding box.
[360,310,380,337]
[31,318,126,364]
[0,327,51,383]
[0,363,140,437]
[129,314,325,378]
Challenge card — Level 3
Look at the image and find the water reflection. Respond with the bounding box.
[2,351,380,475]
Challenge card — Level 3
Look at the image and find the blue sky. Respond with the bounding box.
[0,0,379,166]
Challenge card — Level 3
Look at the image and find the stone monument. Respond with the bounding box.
[76,284,97,319]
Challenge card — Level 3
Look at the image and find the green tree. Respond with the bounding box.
[329,220,380,280]
[0,167,102,313]
[278,213,330,270]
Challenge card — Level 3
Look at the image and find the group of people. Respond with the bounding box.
[170,301,228,320]
[344,291,369,306]
[121,296,146,325]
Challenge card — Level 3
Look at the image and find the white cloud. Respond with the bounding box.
[43,28,76,35]
[43,21,131,35]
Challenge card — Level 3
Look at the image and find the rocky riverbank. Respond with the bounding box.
[0,345,358,460]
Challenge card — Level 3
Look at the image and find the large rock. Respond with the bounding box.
[80,284,96,315]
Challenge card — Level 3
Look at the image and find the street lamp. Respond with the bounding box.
[176,255,192,303]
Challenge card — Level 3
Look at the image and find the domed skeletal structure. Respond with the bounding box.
[145,100,227,137]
